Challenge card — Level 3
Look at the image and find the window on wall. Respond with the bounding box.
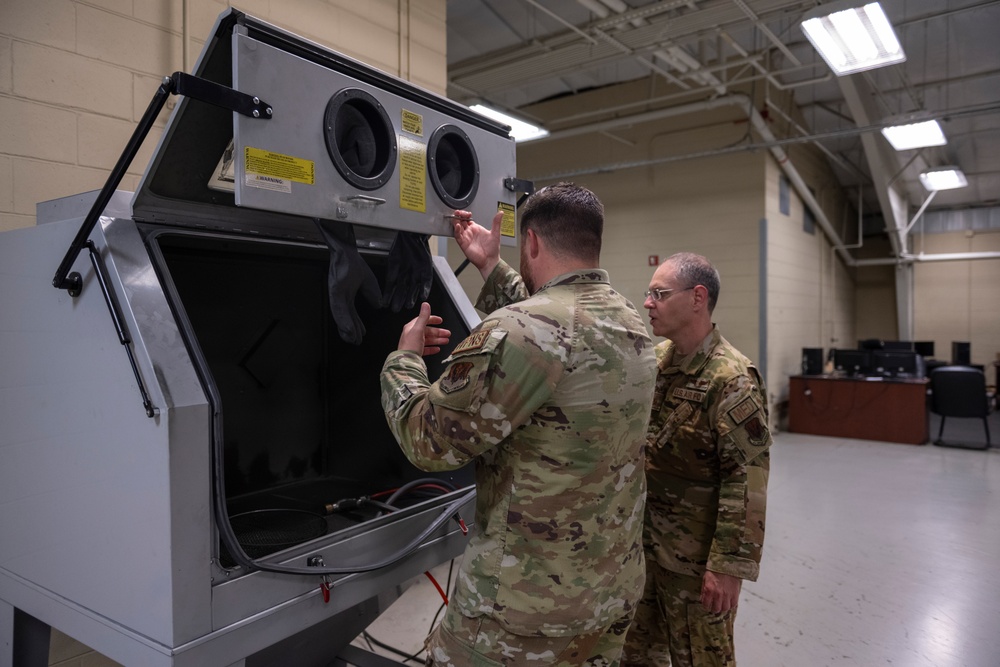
[779,175,790,216]
[804,186,816,235]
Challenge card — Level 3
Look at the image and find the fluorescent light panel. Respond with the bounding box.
[919,167,968,191]
[470,104,549,142]
[881,119,947,150]
[801,1,905,76]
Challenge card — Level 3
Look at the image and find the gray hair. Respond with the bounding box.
[666,252,721,313]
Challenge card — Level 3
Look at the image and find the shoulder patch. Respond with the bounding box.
[440,361,474,394]
[453,329,492,355]
[745,414,768,446]
[727,397,757,424]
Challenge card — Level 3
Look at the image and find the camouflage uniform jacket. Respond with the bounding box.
[381,259,656,636]
[644,326,770,582]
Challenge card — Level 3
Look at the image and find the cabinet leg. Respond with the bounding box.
[2,605,50,667]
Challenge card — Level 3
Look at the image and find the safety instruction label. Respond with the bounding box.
[245,173,291,193]
[244,147,315,187]
[498,202,516,238]
[399,136,426,213]
[402,109,423,136]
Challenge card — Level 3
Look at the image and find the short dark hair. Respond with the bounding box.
[519,182,603,262]
[668,252,721,313]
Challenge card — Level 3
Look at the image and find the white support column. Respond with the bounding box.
[895,263,915,341]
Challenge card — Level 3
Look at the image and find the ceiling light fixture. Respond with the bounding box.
[919,167,968,191]
[470,104,549,142]
[881,119,947,150]
[800,1,906,76]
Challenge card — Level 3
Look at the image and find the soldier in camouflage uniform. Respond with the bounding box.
[622,253,770,667]
[380,183,656,666]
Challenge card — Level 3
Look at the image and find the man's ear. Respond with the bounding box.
[525,228,541,259]
[692,284,709,310]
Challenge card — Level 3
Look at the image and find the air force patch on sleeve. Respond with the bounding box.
[440,362,474,394]
[745,414,768,446]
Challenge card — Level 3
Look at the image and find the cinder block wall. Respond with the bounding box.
[454,75,861,419]
[0,0,446,232]
[914,231,1000,370]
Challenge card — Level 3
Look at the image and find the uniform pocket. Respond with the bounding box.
[430,617,506,667]
[686,602,735,667]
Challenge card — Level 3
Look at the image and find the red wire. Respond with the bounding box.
[424,570,449,605]
[368,483,459,606]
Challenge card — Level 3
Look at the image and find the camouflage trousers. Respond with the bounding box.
[425,609,634,667]
[621,564,735,667]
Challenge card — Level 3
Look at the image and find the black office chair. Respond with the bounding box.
[929,366,994,450]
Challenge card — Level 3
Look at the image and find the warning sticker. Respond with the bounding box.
[402,109,423,136]
[498,201,516,238]
[399,136,426,213]
[244,147,314,186]
[245,173,291,193]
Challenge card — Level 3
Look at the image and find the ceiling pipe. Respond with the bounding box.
[744,99,856,267]
[718,31,832,91]
[537,96,741,143]
[577,0,724,93]
[729,0,801,66]
[529,96,1000,268]
[521,0,599,44]
[531,93,856,265]
[854,252,1000,266]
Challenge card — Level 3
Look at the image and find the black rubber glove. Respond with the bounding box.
[315,219,382,345]
[381,231,433,312]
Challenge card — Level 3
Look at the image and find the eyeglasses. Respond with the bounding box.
[644,286,694,302]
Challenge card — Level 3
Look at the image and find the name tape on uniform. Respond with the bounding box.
[453,329,492,354]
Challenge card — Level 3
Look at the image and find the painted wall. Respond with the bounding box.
[451,77,768,369]
[0,0,446,232]
[764,156,856,414]
[913,230,1000,371]
[470,76,862,425]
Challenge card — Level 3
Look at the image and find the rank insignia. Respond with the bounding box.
[440,362,474,394]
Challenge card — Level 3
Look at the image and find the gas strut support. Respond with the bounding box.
[84,240,158,418]
[50,72,271,417]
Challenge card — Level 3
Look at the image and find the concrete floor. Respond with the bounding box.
[358,411,1000,667]
[47,412,999,666]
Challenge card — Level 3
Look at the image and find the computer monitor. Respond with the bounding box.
[833,349,871,376]
[913,341,935,358]
[858,338,883,351]
[882,340,914,351]
[872,350,920,377]
[952,341,971,365]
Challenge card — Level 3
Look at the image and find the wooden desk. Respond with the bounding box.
[788,375,929,445]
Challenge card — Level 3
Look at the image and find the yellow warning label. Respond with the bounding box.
[399,136,426,213]
[244,147,315,185]
[498,202,516,238]
[402,109,423,136]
